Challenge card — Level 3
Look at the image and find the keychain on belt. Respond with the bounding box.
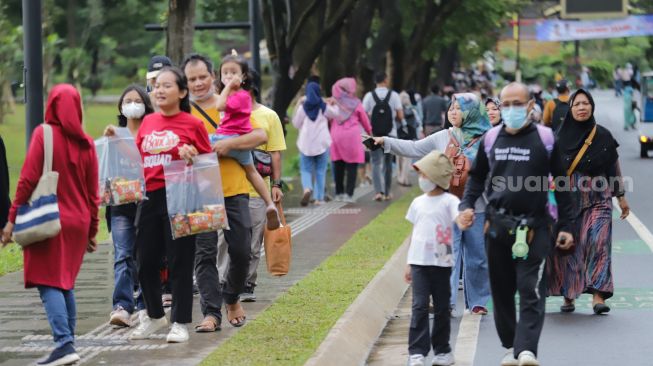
[512,219,530,260]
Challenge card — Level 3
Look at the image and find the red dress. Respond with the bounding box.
[8,85,99,290]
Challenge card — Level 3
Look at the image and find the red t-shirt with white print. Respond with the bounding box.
[136,111,212,191]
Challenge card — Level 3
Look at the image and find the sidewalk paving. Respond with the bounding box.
[0,183,413,366]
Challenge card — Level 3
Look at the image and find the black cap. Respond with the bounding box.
[147,55,173,79]
[556,79,569,93]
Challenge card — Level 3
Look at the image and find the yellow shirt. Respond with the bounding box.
[248,105,287,197]
[191,105,250,198]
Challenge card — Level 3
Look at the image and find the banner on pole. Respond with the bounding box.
[536,15,653,42]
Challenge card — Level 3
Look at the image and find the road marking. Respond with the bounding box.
[453,312,481,366]
[613,197,653,252]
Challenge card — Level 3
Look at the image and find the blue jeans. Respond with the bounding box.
[214,134,253,166]
[370,148,393,195]
[300,150,330,201]
[111,214,145,313]
[450,212,491,309]
[38,286,76,349]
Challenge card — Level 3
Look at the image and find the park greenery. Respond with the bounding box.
[200,188,416,366]
[3,1,653,120]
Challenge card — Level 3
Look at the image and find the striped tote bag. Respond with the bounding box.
[13,124,61,247]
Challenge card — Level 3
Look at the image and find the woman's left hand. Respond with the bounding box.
[179,144,199,163]
[618,196,630,219]
[1,222,14,246]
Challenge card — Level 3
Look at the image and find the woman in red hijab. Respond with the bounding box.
[1,84,99,366]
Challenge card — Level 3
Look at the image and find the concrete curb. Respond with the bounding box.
[305,237,410,366]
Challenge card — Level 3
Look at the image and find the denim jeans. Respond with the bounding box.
[38,286,76,349]
[299,150,330,201]
[111,214,144,313]
[450,212,491,310]
[370,148,393,195]
[409,265,452,356]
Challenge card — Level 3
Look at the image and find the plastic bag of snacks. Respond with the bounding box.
[164,153,229,239]
[96,128,146,206]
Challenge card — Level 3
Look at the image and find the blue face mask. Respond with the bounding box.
[501,106,529,129]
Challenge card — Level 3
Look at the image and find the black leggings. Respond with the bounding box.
[136,188,196,324]
[333,160,358,197]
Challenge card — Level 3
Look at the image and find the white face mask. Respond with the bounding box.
[121,102,146,120]
[418,176,437,193]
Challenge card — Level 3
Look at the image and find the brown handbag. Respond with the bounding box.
[263,202,292,276]
[444,132,478,198]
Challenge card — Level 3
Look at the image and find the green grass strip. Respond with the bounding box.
[201,188,418,366]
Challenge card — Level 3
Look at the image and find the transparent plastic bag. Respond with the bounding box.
[95,128,146,206]
[164,153,229,239]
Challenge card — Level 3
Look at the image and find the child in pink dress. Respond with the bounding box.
[214,52,279,229]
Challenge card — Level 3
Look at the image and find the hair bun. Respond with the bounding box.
[231,49,238,56]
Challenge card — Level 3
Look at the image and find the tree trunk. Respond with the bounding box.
[66,0,77,47]
[402,0,463,87]
[166,0,196,65]
[262,0,358,119]
[436,44,458,86]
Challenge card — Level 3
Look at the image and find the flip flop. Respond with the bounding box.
[226,303,247,327]
[194,315,221,333]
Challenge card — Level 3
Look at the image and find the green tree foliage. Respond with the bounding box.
[0,3,22,123]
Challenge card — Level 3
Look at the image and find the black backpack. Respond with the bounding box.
[551,98,569,132]
[371,90,394,136]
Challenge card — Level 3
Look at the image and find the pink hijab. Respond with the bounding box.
[331,78,361,123]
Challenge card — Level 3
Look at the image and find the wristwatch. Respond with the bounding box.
[272,179,283,189]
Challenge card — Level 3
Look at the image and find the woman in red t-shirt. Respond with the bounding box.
[128,67,212,343]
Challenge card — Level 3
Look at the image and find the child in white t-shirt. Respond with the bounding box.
[405,150,459,366]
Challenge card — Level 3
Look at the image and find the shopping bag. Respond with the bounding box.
[14,124,61,247]
[263,202,291,276]
[95,128,145,206]
[164,153,228,239]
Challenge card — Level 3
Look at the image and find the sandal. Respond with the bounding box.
[373,193,384,201]
[162,294,172,308]
[266,206,281,230]
[194,315,221,333]
[225,302,247,327]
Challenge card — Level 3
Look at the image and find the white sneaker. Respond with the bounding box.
[129,315,168,340]
[432,351,455,365]
[109,306,132,327]
[343,195,355,203]
[518,351,539,366]
[166,322,189,343]
[137,309,147,324]
[408,354,425,366]
[501,348,519,366]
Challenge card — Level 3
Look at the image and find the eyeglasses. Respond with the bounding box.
[500,101,528,108]
[571,101,591,108]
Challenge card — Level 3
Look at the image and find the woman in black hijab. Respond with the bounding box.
[547,89,630,315]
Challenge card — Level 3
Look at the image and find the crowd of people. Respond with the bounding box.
[0,51,633,366]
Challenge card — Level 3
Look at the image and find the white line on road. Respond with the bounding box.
[612,197,653,252]
[454,312,481,366]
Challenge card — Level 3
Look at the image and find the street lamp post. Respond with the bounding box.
[22,0,43,149]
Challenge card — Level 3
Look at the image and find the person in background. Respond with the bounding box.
[397,91,422,187]
[329,77,372,203]
[292,81,336,206]
[105,85,154,327]
[542,79,570,131]
[0,134,9,230]
[2,84,100,366]
[613,66,623,97]
[146,55,173,111]
[239,69,286,302]
[405,151,458,366]
[623,81,637,131]
[422,85,449,136]
[363,71,404,201]
[485,98,502,126]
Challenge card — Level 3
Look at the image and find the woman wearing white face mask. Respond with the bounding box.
[103,85,154,327]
